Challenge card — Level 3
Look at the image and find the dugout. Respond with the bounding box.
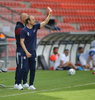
[37,32,95,69]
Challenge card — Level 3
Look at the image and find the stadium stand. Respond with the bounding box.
[30,2,95,10]
[1,0,95,36]
[0,0,95,69]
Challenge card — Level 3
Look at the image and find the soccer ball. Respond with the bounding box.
[68,69,75,75]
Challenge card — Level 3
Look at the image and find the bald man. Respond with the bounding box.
[20,7,52,90]
[14,13,29,90]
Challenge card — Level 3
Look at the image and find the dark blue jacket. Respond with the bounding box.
[15,21,24,47]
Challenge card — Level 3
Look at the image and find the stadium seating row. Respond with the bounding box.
[0,9,12,15]
[0,8,41,15]
[0,1,25,7]
[61,3,95,10]
[57,23,75,29]
[16,0,95,3]
[31,2,61,8]
[64,16,95,23]
[80,24,95,31]
[31,2,95,10]
[52,9,95,16]
[12,8,42,15]
[2,15,46,22]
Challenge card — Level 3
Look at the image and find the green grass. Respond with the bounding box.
[0,70,95,100]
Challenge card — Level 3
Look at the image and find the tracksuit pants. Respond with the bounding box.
[17,50,36,86]
[28,50,36,86]
[15,47,29,85]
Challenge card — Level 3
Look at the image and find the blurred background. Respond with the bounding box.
[0,0,95,71]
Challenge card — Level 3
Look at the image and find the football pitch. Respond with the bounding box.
[0,70,95,100]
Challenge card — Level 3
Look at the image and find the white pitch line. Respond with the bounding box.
[1,82,95,98]
[8,88,15,90]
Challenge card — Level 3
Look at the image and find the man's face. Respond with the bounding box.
[54,48,58,54]
[79,48,84,53]
[29,16,35,25]
[23,14,28,24]
[65,50,69,56]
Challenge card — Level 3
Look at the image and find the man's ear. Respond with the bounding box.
[28,20,30,24]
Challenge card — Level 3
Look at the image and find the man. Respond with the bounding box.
[20,7,52,90]
[79,40,95,70]
[14,13,29,90]
[76,47,84,66]
[53,47,60,59]
[50,47,60,68]
[54,49,77,70]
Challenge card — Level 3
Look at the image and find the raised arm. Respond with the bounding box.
[20,38,32,58]
[40,7,52,28]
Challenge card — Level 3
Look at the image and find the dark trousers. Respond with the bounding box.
[28,50,36,86]
[15,47,29,84]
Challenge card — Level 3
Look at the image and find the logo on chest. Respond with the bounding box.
[27,32,29,36]
[33,29,36,33]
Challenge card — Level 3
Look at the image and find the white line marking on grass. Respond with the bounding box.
[1,82,95,98]
[6,86,14,87]
[8,88,14,90]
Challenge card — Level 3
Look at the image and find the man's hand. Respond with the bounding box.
[47,7,52,14]
[40,7,52,28]
[26,52,32,58]
[85,64,90,69]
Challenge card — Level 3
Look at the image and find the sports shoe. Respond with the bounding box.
[17,84,23,90]
[28,85,37,90]
[14,84,18,89]
[23,83,29,87]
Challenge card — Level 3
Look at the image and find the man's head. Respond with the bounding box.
[26,15,35,26]
[20,13,28,25]
[78,47,84,54]
[64,49,69,56]
[53,47,58,54]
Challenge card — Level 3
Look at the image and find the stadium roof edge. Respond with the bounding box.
[37,32,95,46]
[70,32,95,34]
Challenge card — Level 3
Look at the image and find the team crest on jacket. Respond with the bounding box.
[33,29,36,33]
[27,32,29,36]
[23,56,26,59]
